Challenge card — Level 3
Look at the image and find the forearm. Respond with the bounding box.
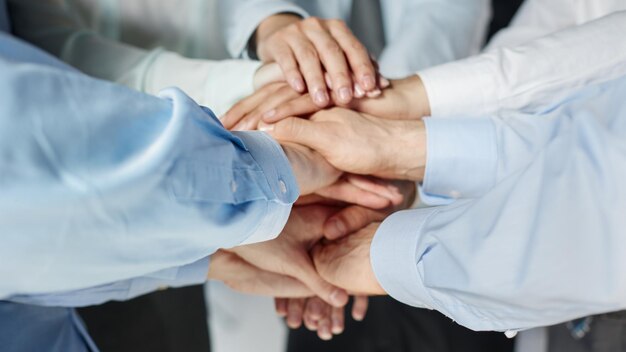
[418,11,626,117]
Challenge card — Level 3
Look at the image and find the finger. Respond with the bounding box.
[304,20,353,104]
[303,311,320,331]
[286,298,306,329]
[317,307,333,341]
[291,256,349,308]
[253,63,285,90]
[303,297,324,321]
[351,295,369,321]
[262,94,322,123]
[295,194,347,207]
[233,85,301,131]
[222,83,282,129]
[259,117,330,154]
[346,175,405,206]
[331,305,345,335]
[285,34,329,107]
[275,298,288,317]
[327,21,377,91]
[323,205,385,240]
[272,42,306,92]
[315,181,391,209]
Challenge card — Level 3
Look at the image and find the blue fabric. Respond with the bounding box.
[0,0,8,33]
[372,75,626,331]
[0,32,297,351]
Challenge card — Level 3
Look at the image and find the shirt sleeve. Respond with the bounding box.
[218,0,309,58]
[0,34,298,299]
[7,257,210,307]
[377,0,490,78]
[371,75,626,331]
[9,0,260,117]
[418,11,626,118]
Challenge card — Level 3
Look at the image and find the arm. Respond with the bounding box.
[370,76,626,331]
[378,0,490,77]
[419,11,626,117]
[8,0,262,116]
[0,35,308,299]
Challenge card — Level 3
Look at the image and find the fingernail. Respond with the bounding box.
[258,122,274,132]
[354,84,365,98]
[362,74,376,90]
[291,78,305,92]
[353,313,365,322]
[327,218,347,238]
[263,109,276,120]
[331,318,343,334]
[329,289,348,307]
[380,77,391,88]
[366,89,382,98]
[319,325,332,341]
[313,90,329,106]
[338,87,352,103]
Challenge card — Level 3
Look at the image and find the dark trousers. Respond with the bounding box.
[288,296,514,352]
[78,285,210,352]
[549,311,626,352]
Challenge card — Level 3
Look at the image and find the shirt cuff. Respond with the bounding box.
[422,117,497,199]
[370,208,439,309]
[417,55,498,118]
[228,2,309,58]
[232,130,298,244]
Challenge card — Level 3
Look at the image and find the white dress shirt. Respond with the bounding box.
[9,0,260,116]
[218,0,491,77]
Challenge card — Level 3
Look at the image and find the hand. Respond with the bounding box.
[260,75,428,124]
[313,223,385,295]
[265,108,427,181]
[282,142,341,195]
[253,62,284,91]
[254,15,380,106]
[229,205,349,307]
[207,250,312,297]
[275,295,369,340]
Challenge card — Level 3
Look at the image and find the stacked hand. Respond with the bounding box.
[214,13,432,342]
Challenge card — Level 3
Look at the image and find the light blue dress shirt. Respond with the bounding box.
[0,2,298,350]
[371,74,626,332]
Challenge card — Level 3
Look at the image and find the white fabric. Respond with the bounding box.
[9,0,260,117]
[418,1,626,118]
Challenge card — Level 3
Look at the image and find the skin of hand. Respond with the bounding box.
[254,14,380,106]
[265,108,427,181]
[221,73,390,131]
[206,250,313,298]
[282,142,341,195]
[261,75,430,124]
[313,223,386,296]
[276,180,415,337]
[228,205,350,308]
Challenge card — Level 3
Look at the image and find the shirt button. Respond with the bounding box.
[504,331,518,338]
[230,180,238,193]
[278,179,287,194]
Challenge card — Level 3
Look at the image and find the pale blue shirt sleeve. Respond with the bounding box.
[371,75,626,331]
[7,257,209,307]
[0,34,299,299]
[378,0,490,77]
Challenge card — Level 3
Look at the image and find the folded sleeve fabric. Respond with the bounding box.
[7,257,210,307]
[377,0,490,77]
[218,0,309,58]
[0,33,298,300]
[8,0,260,117]
[371,75,626,331]
[418,11,626,118]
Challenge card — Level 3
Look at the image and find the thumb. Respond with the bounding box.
[323,205,386,240]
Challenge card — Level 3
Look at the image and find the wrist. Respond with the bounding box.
[396,75,431,118]
[390,120,427,182]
